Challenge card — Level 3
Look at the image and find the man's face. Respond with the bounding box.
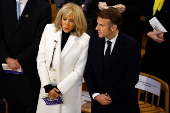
[95,17,112,39]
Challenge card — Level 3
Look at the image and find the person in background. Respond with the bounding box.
[98,0,146,48]
[54,0,99,36]
[84,8,141,113]
[141,0,170,109]
[36,3,90,113]
[0,0,51,113]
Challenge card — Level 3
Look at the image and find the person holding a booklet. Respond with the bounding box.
[36,3,90,113]
[0,0,51,113]
[141,0,170,109]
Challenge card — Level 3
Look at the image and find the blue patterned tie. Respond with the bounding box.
[17,1,22,20]
[104,40,112,67]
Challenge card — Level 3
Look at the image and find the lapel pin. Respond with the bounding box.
[25,15,28,17]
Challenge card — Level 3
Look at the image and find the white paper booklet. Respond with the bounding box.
[149,17,167,32]
[2,63,23,72]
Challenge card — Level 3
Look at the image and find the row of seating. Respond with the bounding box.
[82,72,169,113]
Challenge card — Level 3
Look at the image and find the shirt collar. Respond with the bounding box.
[16,0,28,4]
[105,31,119,43]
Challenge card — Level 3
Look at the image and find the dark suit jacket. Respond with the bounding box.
[84,31,141,113]
[0,0,51,106]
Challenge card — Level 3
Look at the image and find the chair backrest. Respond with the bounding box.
[137,72,169,113]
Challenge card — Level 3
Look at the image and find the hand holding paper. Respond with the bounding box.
[148,17,167,43]
[149,17,167,32]
[147,30,164,43]
[48,88,61,100]
[5,57,21,71]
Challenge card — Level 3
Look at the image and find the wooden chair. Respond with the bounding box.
[138,72,169,113]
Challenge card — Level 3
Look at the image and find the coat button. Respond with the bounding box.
[53,79,56,81]
[53,69,56,71]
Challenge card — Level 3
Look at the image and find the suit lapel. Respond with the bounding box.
[105,31,125,73]
[61,35,77,59]
[14,0,34,32]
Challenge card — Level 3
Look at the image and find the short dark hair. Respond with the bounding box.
[97,8,122,29]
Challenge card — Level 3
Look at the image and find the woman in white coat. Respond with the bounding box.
[36,3,90,113]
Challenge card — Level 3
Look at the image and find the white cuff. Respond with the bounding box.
[92,93,100,100]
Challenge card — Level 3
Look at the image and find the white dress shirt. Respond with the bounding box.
[104,33,118,55]
[16,0,28,16]
[92,32,119,100]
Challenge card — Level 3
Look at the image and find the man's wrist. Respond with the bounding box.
[5,57,11,62]
[92,93,100,100]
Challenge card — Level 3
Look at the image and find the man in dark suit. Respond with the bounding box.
[54,0,99,36]
[0,0,51,113]
[98,0,146,47]
[84,8,141,113]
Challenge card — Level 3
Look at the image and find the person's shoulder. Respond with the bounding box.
[44,24,56,33]
[79,32,90,41]
[89,34,102,43]
[119,31,140,47]
[90,34,100,40]
[34,0,51,8]
[119,31,138,43]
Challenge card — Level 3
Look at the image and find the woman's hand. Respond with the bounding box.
[48,88,61,100]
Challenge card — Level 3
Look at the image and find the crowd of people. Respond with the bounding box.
[0,0,169,113]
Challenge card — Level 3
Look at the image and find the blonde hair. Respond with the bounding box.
[54,3,87,37]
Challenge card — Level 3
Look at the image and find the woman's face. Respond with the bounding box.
[61,14,75,33]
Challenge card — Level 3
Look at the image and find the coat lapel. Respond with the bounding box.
[14,0,34,32]
[105,31,125,73]
[61,35,77,59]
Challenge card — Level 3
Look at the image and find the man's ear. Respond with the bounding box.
[111,25,117,31]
